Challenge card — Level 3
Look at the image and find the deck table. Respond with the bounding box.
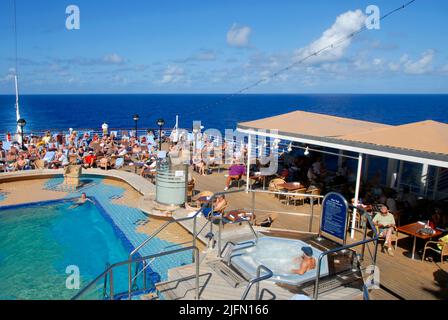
[397,222,443,259]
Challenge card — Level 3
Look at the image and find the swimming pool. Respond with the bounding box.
[0,198,132,299]
[230,236,329,286]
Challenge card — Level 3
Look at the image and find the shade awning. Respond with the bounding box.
[238,110,391,138]
[340,120,448,156]
[237,110,448,168]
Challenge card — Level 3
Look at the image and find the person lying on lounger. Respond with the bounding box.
[202,194,227,218]
[291,247,316,275]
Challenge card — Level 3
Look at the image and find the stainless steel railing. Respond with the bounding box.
[72,245,200,300]
[240,265,274,300]
[313,205,379,300]
[76,186,326,300]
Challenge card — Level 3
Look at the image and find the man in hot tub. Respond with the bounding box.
[291,247,316,275]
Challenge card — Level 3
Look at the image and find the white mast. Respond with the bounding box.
[13,0,22,142]
[15,75,22,137]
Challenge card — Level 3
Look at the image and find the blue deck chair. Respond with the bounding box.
[43,151,56,164]
[2,141,11,151]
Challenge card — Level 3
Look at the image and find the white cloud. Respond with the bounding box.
[294,10,366,64]
[227,23,252,48]
[103,53,125,64]
[0,68,15,83]
[402,49,435,75]
[441,64,448,74]
[386,50,435,74]
[160,65,185,84]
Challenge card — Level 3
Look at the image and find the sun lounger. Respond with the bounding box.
[114,157,124,169]
[43,151,56,164]
[2,141,11,151]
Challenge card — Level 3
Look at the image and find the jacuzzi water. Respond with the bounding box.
[230,236,329,286]
[0,199,130,300]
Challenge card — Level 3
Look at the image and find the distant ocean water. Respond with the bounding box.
[0,94,447,133]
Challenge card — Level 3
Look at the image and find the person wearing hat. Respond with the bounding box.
[291,246,316,275]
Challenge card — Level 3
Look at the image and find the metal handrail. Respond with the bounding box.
[362,284,370,301]
[248,189,324,233]
[251,189,324,199]
[259,288,277,300]
[240,265,274,300]
[313,206,379,300]
[72,245,200,300]
[221,240,257,265]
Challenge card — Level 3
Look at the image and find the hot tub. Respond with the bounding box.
[230,236,329,286]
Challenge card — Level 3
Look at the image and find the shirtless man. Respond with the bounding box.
[69,193,94,209]
[291,247,316,275]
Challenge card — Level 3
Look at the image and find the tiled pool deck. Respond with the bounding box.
[53,177,192,281]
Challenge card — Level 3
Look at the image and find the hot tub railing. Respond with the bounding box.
[219,240,257,263]
[313,205,379,300]
[240,265,274,300]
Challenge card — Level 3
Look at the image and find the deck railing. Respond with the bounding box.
[72,245,200,300]
[72,187,337,300]
[313,205,379,300]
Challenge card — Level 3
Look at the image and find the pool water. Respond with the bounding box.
[0,199,130,300]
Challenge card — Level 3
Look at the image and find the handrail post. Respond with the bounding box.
[127,262,132,300]
[218,216,223,257]
[251,191,255,215]
[143,261,147,291]
[313,255,323,300]
[309,196,314,232]
[208,203,214,248]
[192,215,197,262]
[360,217,368,261]
[195,248,200,300]
[255,266,261,300]
[109,269,114,300]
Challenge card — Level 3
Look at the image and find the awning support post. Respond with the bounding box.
[246,133,252,192]
[351,153,363,239]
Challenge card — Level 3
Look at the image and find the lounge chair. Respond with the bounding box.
[2,141,11,151]
[283,188,307,206]
[268,178,286,199]
[42,151,56,165]
[114,157,124,169]
[422,236,448,263]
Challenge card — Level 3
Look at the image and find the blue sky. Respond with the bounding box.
[0,0,447,94]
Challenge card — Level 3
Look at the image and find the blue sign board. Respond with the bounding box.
[320,192,349,242]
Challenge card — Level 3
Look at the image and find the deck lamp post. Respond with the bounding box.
[17,118,26,150]
[157,118,165,150]
[133,114,140,138]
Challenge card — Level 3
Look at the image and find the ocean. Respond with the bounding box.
[0,94,447,133]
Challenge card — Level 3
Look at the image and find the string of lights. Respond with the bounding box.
[200,0,418,110]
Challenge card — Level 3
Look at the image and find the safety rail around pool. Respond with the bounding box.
[72,245,200,300]
[130,188,325,264]
[313,205,379,300]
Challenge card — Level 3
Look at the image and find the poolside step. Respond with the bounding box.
[206,259,247,288]
[298,270,363,298]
